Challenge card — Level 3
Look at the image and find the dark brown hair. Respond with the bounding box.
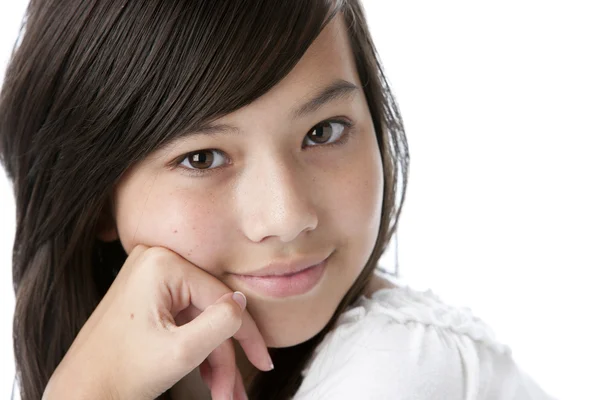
[0,0,409,399]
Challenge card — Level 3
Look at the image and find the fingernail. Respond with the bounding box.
[232,291,247,310]
[267,356,274,371]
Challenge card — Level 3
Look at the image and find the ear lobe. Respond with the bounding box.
[96,199,119,242]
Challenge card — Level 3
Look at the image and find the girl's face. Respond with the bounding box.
[104,16,383,347]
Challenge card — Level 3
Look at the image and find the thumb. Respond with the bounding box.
[171,292,247,370]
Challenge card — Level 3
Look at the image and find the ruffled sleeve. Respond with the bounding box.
[293,286,555,400]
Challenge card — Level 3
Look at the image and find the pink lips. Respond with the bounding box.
[232,257,329,298]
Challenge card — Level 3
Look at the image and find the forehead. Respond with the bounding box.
[215,14,360,123]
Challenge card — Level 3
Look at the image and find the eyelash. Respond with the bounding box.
[173,117,356,177]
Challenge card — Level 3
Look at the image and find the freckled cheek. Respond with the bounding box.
[117,189,232,268]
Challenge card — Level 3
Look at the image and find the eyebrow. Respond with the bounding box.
[292,79,360,120]
[179,79,360,138]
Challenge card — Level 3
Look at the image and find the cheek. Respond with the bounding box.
[114,179,231,267]
[331,142,384,242]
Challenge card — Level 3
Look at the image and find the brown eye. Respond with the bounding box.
[180,150,226,171]
[307,123,333,144]
[188,152,213,169]
[304,120,348,147]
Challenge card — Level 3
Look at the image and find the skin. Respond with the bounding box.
[99,14,388,396]
[44,245,272,400]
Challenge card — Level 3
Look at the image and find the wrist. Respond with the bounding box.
[43,366,121,400]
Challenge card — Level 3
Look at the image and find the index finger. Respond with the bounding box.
[167,253,273,372]
[231,307,274,371]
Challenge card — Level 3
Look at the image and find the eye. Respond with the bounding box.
[175,118,354,176]
[179,149,227,171]
[303,119,352,148]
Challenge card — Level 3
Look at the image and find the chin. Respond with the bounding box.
[259,304,336,349]
[243,256,353,349]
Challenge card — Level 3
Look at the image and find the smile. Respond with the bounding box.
[231,256,330,298]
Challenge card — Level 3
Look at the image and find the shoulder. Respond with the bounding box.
[295,283,554,400]
[316,283,512,358]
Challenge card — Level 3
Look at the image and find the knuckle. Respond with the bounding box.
[214,301,243,331]
[139,247,175,275]
[131,243,148,256]
[143,246,172,264]
[219,301,240,321]
[171,338,196,368]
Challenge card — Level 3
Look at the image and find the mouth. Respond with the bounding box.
[232,254,331,298]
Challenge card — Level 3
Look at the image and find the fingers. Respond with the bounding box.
[172,292,245,371]
[174,264,273,372]
[200,349,249,400]
[199,359,212,389]
[233,365,249,400]
[138,247,272,373]
[206,339,236,400]
[231,315,274,372]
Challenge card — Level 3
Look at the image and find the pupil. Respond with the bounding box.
[190,152,213,169]
[311,124,332,143]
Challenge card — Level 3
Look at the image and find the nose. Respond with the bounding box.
[237,154,318,243]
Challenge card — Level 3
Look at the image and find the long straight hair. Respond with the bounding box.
[0,1,409,399]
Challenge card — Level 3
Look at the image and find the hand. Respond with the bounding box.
[42,245,272,400]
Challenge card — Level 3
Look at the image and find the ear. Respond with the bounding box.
[96,198,119,242]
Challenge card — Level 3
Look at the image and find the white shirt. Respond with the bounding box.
[294,284,555,400]
[12,284,555,400]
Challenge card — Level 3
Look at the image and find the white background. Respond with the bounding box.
[2,1,599,399]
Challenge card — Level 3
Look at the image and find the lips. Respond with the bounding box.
[231,253,331,298]
[237,252,332,277]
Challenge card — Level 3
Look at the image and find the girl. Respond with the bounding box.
[0,0,554,399]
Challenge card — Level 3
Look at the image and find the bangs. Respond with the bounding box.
[62,0,347,164]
